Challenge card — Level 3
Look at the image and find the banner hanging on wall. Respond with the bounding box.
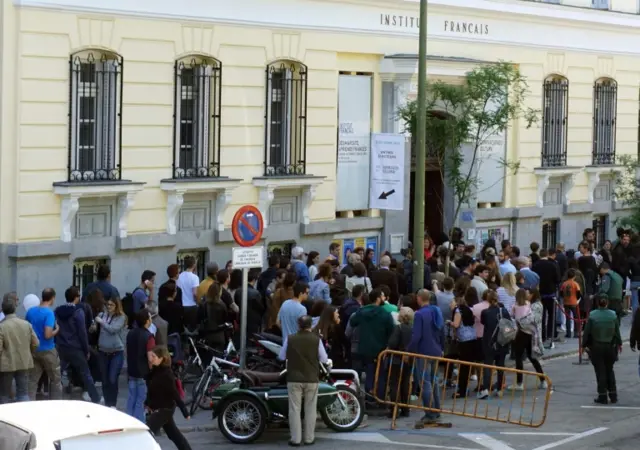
[369,133,405,210]
[336,75,372,212]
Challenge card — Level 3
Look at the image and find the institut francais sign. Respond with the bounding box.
[379,14,490,35]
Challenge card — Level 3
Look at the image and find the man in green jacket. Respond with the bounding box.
[582,294,622,404]
[350,288,395,394]
[599,262,624,323]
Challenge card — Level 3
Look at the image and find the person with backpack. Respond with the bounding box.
[560,269,582,338]
[123,270,156,329]
[478,289,514,399]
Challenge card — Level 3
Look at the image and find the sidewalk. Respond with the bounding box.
[99,315,633,433]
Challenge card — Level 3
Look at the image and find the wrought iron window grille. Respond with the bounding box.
[592,79,617,166]
[542,220,558,250]
[72,258,109,292]
[264,62,307,176]
[541,77,569,168]
[68,52,123,182]
[176,250,207,280]
[173,58,222,179]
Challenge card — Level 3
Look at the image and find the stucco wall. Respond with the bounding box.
[8,0,640,244]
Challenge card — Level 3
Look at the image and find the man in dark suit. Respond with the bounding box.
[370,255,400,305]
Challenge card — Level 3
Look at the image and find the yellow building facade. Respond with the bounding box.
[1,0,638,295]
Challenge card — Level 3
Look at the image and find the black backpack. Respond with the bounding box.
[122,287,142,329]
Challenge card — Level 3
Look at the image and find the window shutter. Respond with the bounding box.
[174,63,183,169]
[198,64,212,169]
[101,60,118,169]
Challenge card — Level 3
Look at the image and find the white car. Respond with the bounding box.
[0,400,161,450]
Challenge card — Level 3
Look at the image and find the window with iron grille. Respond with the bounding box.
[541,77,568,168]
[173,58,222,179]
[267,242,295,259]
[264,62,307,176]
[593,79,617,165]
[72,258,109,292]
[592,215,608,249]
[177,250,207,280]
[68,52,122,182]
[542,220,558,250]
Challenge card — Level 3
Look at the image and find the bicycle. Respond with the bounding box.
[189,344,240,415]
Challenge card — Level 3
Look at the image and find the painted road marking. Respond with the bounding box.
[499,432,575,436]
[459,433,516,450]
[581,405,640,410]
[315,431,479,450]
[531,427,607,450]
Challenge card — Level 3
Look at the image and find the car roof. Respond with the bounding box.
[0,400,149,443]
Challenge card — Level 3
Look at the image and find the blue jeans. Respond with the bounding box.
[127,377,147,423]
[415,359,441,421]
[630,281,640,316]
[99,351,124,407]
[0,370,29,403]
[57,346,101,402]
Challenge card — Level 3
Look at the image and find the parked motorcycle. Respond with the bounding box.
[212,361,364,444]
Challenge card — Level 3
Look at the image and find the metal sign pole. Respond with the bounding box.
[239,267,249,369]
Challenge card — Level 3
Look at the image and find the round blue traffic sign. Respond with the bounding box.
[231,205,264,247]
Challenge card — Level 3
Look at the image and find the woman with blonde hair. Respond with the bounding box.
[386,307,414,417]
[497,272,518,313]
[96,298,127,408]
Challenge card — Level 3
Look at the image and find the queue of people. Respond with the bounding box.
[0,225,637,445]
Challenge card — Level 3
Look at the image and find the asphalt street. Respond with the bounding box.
[157,343,640,450]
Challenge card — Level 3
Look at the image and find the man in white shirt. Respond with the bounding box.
[177,255,200,330]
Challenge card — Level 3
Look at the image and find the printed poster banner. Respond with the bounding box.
[369,133,405,210]
[336,75,372,211]
[366,236,378,265]
[342,239,355,265]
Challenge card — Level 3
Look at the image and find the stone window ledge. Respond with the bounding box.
[160,177,242,235]
[252,175,325,228]
[53,180,145,243]
[585,165,622,204]
[533,166,582,208]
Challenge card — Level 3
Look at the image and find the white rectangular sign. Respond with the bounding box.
[369,133,405,210]
[336,75,372,211]
[232,246,264,268]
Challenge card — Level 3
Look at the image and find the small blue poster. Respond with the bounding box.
[342,239,355,265]
[366,236,378,265]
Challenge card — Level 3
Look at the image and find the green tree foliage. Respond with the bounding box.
[614,155,640,231]
[397,61,539,221]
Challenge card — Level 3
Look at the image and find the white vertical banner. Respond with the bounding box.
[336,75,372,211]
[369,133,405,210]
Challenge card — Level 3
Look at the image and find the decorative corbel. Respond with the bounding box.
[257,185,276,228]
[536,173,550,208]
[165,191,185,235]
[214,188,235,232]
[60,194,81,243]
[301,185,318,225]
[117,191,137,239]
[563,173,577,206]
[587,171,601,205]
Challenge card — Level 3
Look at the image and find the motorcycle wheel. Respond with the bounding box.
[218,395,267,444]
[320,385,365,432]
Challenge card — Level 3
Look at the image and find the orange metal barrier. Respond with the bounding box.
[373,350,553,429]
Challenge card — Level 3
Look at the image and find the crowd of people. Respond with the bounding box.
[0,226,637,445]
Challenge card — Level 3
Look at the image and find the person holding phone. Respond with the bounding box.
[132,270,156,315]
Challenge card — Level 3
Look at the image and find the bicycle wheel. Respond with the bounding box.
[190,370,212,416]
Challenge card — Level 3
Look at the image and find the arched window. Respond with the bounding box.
[173,56,222,178]
[264,61,307,176]
[68,50,123,181]
[592,78,617,165]
[541,76,568,167]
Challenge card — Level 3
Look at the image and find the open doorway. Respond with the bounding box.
[408,110,451,244]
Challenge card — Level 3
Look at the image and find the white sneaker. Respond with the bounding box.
[470,374,478,382]
[508,384,524,391]
[82,392,91,402]
[539,381,548,389]
[478,389,489,399]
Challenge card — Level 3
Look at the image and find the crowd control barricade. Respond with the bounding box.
[373,350,553,430]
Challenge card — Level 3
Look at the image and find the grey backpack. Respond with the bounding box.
[493,308,517,348]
